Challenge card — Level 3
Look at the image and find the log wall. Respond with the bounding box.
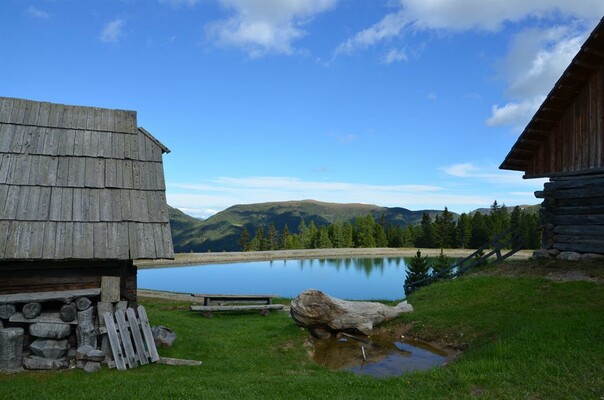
[536,173,604,254]
[0,260,137,304]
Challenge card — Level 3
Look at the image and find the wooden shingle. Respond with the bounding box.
[0,97,173,260]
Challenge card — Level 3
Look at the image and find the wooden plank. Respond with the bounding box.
[99,189,113,221]
[116,222,129,259]
[89,189,100,221]
[0,97,13,122]
[3,185,21,219]
[122,160,134,188]
[121,190,132,220]
[553,242,604,254]
[105,158,117,187]
[157,357,202,367]
[554,225,604,235]
[137,305,160,362]
[0,220,11,259]
[155,162,166,190]
[93,223,108,259]
[16,186,31,220]
[72,189,84,221]
[41,221,57,259]
[56,157,70,186]
[58,129,76,156]
[115,310,138,369]
[160,223,173,258]
[101,276,121,302]
[0,288,101,304]
[68,157,85,187]
[554,214,604,225]
[73,129,84,156]
[103,312,127,371]
[190,304,284,312]
[112,132,125,159]
[126,307,149,365]
[60,188,73,221]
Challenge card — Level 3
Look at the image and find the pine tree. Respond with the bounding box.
[267,223,279,250]
[431,248,452,280]
[281,224,291,250]
[404,250,430,296]
[455,213,472,249]
[239,227,251,251]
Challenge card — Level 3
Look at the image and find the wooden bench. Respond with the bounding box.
[189,294,283,316]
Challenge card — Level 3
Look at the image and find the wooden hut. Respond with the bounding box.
[0,96,173,302]
[500,18,604,256]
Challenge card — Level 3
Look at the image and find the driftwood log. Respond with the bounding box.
[290,289,413,338]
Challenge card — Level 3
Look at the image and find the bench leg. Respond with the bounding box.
[203,311,213,318]
[260,309,270,317]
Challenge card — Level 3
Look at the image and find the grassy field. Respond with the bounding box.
[1,259,603,399]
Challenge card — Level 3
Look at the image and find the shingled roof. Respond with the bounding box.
[0,97,174,260]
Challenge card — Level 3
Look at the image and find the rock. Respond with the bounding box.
[581,253,604,261]
[0,319,3,329]
[84,361,102,373]
[75,297,92,311]
[548,249,561,257]
[60,304,77,322]
[0,304,16,320]
[22,302,42,319]
[152,326,176,347]
[30,339,69,360]
[0,327,24,371]
[76,307,97,348]
[23,356,69,370]
[557,251,582,261]
[290,289,413,337]
[29,323,71,339]
[531,249,552,260]
[86,349,106,362]
[76,345,95,360]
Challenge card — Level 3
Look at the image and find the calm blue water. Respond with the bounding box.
[138,257,410,300]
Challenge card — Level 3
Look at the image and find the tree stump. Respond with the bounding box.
[0,304,16,320]
[290,289,413,337]
[22,302,42,319]
[60,304,77,322]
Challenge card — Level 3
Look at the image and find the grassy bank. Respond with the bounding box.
[1,260,602,399]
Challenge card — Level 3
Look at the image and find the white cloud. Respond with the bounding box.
[159,0,199,7]
[442,162,547,186]
[487,27,587,128]
[100,18,125,43]
[166,176,502,219]
[27,6,49,19]
[206,0,336,57]
[383,48,408,64]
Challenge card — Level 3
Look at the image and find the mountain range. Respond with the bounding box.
[168,200,446,253]
[168,200,540,253]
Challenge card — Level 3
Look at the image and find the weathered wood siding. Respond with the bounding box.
[526,64,604,177]
[536,173,604,254]
[0,97,173,260]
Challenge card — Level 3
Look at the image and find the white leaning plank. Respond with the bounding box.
[115,310,137,369]
[126,307,149,365]
[103,312,127,371]
[137,305,160,362]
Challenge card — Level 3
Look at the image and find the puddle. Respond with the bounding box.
[313,334,449,378]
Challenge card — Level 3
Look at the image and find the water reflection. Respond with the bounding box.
[138,257,410,300]
[314,335,448,378]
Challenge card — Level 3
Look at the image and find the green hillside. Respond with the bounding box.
[169,200,444,253]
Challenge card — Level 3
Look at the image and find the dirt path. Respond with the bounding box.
[136,247,533,269]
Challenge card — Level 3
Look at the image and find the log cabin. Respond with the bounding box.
[500,18,604,256]
[0,97,174,302]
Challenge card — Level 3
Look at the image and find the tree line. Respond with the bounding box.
[239,201,541,252]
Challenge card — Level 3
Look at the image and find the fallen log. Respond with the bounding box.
[290,289,413,337]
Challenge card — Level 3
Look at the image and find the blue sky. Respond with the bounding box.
[2,1,603,218]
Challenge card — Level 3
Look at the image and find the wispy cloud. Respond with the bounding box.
[27,6,49,19]
[383,48,408,64]
[166,176,495,219]
[206,0,336,57]
[100,18,125,43]
[441,162,547,186]
[159,0,199,7]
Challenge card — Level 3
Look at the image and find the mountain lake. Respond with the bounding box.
[138,257,411,300]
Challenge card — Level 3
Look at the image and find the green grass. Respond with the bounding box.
[1,261,603,399]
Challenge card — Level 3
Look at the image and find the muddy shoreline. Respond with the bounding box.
[136,247,533,269]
